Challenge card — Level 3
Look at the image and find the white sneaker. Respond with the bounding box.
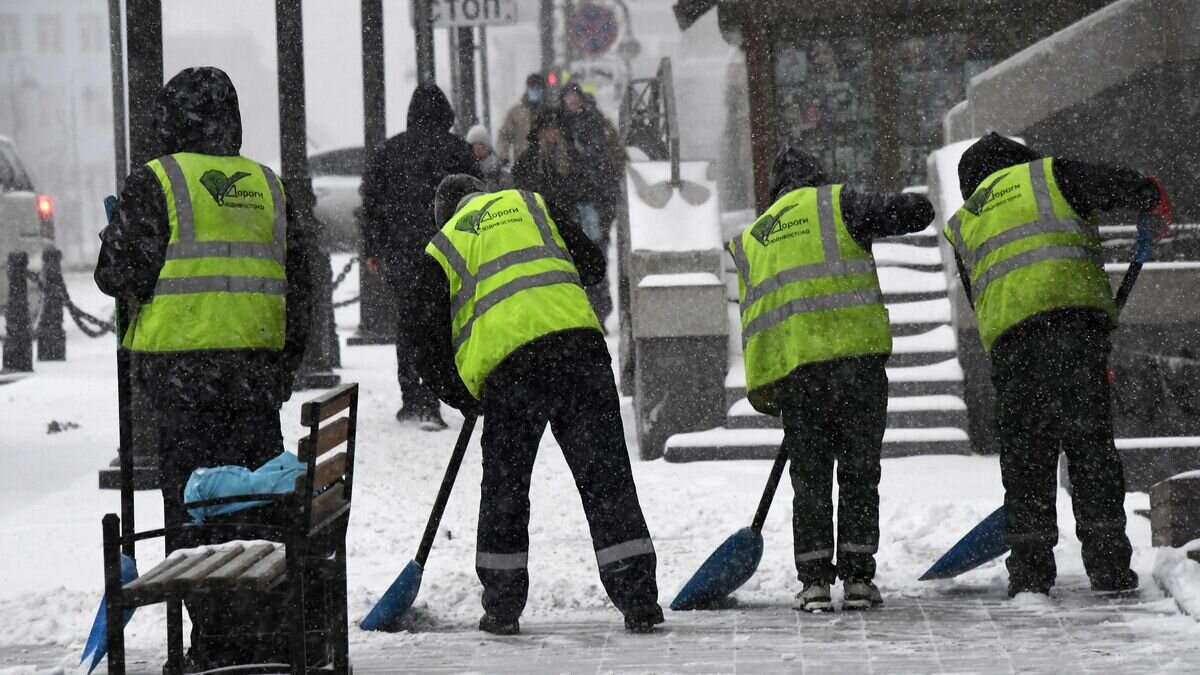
[793,581,833,613]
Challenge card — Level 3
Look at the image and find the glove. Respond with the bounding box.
[1141,175,1172,241]
[365,257,380,274]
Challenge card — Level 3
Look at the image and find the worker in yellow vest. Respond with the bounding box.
[408,174,663,635]
[732,147,933,612]
[95,67,315,668]
[949,133,1172,598]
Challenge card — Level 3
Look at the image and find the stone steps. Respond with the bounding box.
[664,426,971,462]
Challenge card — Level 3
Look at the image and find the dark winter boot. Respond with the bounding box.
[395,406,420,423]
[418,409,448,432]
[1092,568,1139,595]
[623,604,664,634]
[479,613,520,635]
[842,579,883,610]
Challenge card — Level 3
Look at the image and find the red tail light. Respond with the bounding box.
[36,194,53,220]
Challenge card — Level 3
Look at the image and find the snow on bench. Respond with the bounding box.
[873,242,945,266]
[664,426,969,449]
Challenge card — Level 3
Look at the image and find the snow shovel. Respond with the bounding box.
[921,215,1162,581]
[361,415,478,631]
[79,553,139,674]
[671,444,789,610]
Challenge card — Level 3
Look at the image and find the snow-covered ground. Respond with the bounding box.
[2,264,1200,673]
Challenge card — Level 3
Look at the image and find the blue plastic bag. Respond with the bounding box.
[184,451,305,522]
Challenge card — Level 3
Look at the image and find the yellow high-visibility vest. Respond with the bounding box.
[944,158,1116,352]
[123,152,287,352]
[425,189,601,398]
[731,184,891,416]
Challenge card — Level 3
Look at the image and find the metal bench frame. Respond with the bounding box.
[100,383,359,675]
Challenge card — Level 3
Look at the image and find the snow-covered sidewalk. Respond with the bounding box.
[2,267,1199,673]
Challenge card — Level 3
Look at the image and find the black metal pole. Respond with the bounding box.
[350,0,396,347]
[479,26,491,130]
[2,252,32,373]
[35,248,65,361]
[107,0,127,189]
[414,0,436,84]
[540,0,555,71]
[456,26,478,130]
[277,0,341,390]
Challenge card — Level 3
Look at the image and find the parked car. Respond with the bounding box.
[309,146,363,252]
[0,136,55,328]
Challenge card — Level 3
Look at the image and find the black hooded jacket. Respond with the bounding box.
[952,132,1161,304]
[94,66,315,409]
[768,157,935,250]
[359,85,481,268]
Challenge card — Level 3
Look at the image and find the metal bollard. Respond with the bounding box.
[294,249,341,390]
[3,251,33,372]
[36,248,66,361]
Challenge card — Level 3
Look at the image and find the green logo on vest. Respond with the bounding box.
[200,169,254,206]
[750,205,796,246]
[963,172,1009,216]
[452,197,507,236]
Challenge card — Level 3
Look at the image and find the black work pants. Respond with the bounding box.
[781,355,888,584]
[991,311,1133,592]
[386,268,439,416]
[476,336,659,621]
[156,402,290,667]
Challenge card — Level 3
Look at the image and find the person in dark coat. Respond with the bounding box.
[558,82,625,326]
[732,146,934,613]
[405,175,664,636]
[94,66,316,668]
[950,132,1171,598]
[359,83,481,430]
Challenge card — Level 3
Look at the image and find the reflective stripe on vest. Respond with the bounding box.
[124,153,288,352]
[424,189,600,398]
[945,158,1115,352]
[733,185,891,415]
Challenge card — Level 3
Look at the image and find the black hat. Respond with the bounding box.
[769,145,827,201]
[435,174,488,226]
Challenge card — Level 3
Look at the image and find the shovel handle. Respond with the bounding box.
[750,443,789,534]
[415,415,478,567]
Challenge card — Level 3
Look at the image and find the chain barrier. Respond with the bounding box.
[17,256,361,339]
[25,269,116,338]
[330,257,357,290]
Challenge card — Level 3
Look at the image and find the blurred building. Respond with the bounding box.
[0,2,114,266]
[708,0,1113,206]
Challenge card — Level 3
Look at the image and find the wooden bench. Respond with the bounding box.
[101,383,359,675]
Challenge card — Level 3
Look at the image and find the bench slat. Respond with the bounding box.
[311,483,347,527]
[126,549,213,593]
[298,417,349,461]
[313,452,347,492]
[300,384,357,426]
[168,545,246,590]
[207,542,278,583]
[234,547,288,590]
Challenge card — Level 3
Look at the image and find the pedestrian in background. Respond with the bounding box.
[359,83,481,431]
[730,146,933,613]
[467,124,513,191]
[497,73,546,165]
[948,132,1172,598]
[94,66,315,668]
[408,173,664,636]
[559,81,625,325]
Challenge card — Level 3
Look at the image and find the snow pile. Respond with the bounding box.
[1153,540,1200,618]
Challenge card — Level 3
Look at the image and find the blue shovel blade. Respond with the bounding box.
[360,559,424,631]
[920,506,1009,581]
[80,554,139,674]
[671,527,764,611]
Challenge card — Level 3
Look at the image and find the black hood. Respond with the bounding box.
[769,146,827,200]
[958,132,1040,199]
[407,84,456,132]
[154,67,242,156]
